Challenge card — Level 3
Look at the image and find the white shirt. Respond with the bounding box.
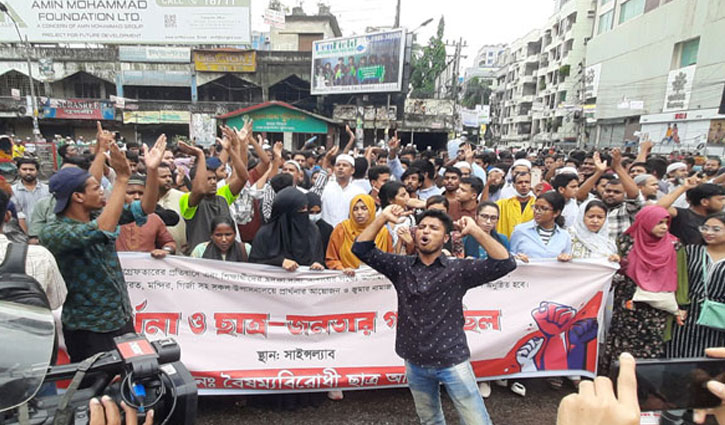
[321,180,366,227]
[562,198,579,229]
[0,234,66,310]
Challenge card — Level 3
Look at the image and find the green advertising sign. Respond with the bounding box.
[226,106,328,134]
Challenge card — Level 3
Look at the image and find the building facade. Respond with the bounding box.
[490,0,596,147]
[586,0,725,151]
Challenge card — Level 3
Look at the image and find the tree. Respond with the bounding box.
[409,17,447,99]
[461,77,492,109]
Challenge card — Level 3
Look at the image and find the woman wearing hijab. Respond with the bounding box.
[190,216,248,262]
[601,205,680,375]
[568,199,620,262]
[306,191,333,252]
[326,194,392,276]
[249,187,325,271]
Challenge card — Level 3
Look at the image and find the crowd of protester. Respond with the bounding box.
[5,124,725,424]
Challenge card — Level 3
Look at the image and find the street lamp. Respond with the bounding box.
[411,18,434,35]
[0,1,41,141]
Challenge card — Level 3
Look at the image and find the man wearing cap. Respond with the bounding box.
[499,159,533,200]
[39,126,166,362]
[321,153,366,227]
[178,125,249,255]
[116,174,177,258]
[665,162,690,208]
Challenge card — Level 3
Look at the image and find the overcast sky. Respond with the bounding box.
[251,0,556,69]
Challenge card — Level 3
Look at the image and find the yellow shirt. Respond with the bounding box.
[496,196,535,239]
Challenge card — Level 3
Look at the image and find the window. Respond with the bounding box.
[597,10,614,34]
[619,0,645,24]
[679,38,700,67]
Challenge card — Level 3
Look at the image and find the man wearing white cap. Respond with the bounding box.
[665,162,689,208]
[499,159,533,200]
[321,153,366,227]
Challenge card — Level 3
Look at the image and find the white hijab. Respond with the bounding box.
[569,199,617,257]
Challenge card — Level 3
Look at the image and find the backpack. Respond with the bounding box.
[0,243,51,310]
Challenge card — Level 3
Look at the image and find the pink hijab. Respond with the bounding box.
[624,205,678,292]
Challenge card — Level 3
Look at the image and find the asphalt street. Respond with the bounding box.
[197,379,569,425]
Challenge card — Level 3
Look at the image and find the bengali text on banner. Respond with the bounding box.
[119,253,618,395]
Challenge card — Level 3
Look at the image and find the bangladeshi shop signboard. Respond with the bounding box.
[311,29,406,95]
[0,0,251,45]
[40,98,115,120]
[227,106,328,134]
[193,50,257,73]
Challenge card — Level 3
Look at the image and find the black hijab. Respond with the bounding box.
[249,187,324,267]
[306,191,333,252]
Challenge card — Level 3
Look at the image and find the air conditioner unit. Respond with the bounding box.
[587,10,596,17]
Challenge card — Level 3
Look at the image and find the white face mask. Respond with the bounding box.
[309,213,322,223]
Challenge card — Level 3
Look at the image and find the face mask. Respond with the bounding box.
[309,213,322,223]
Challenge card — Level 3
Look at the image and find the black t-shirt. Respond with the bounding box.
[670,208,705,245]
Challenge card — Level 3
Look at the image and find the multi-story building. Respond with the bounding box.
[532,0,596,146]
[497,29,541,146]
[585,0,725,150]
[490,0,597,147]
[474,44,508,69]
[270,5,342,52]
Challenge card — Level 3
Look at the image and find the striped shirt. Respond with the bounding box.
[666,245,725,358]
[536,226,555,245]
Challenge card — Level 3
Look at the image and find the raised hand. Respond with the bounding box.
[272,141,284,161]
[611,148,623,169]
[95,121,112,154]
[516,337,544,373]
[108,142,131,178]
[455,216,478,237]
[532,301,577,336]
[177,140,203,158]
[322,145,339,170]
[381,204,411,224]
[568,318,598,346]
[396,226,413,244]
[143,134,167,171]
[593,152,607,173]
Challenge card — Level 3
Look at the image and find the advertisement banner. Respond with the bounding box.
[0,0,251,45]
[120,254,617,394]
[123,110,190,125]
[663,65,696,113]
[119,46,191,63]
[584,63,602,99]
[708,119,725,145]
[311,29,406,95]
[40,98,115,120]
[194,50,257,73]
[190,114,217,147]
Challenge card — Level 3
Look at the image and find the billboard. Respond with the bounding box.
[193,50,257,73]
[40,98,115,120]
[0,0,250,45]
[311,29,406,95]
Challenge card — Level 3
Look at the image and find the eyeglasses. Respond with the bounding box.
[533,205,553,213]
[477,214,499,222]
[699,225,724,234]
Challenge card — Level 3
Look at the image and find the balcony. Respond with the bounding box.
[519,95,536,104]
[513,113,532,123]
[521,75,536,84]
[526,54,539,64]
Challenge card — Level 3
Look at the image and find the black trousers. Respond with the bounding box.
[63,320,136,363]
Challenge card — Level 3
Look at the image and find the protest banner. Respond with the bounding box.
[119,253,617,395]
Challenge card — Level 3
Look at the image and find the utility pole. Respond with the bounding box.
[447,37,467,102]
[394,0,401,28]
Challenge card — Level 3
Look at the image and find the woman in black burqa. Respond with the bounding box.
[249,187,325,270]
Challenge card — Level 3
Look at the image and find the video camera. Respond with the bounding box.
[0,301,197,425]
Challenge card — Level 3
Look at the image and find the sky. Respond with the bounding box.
[251,0,556,69]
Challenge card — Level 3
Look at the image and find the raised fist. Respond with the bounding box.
[516,337,544,373]
[532,301,577,336]
[568,318,598,346]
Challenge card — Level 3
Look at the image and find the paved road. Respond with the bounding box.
[197,379,571,425]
